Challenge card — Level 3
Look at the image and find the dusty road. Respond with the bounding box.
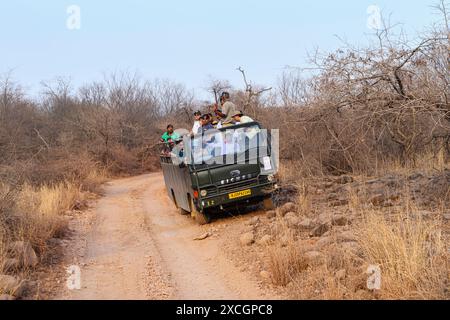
[59,173,276,300]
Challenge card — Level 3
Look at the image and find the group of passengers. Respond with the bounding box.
[160,92,254,146]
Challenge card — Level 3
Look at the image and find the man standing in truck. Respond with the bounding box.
[213,92,237,126]
[191,111,202,136]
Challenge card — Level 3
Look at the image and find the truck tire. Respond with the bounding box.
[179,207,190,215]
[190,197,211,225]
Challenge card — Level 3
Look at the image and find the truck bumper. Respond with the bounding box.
[198,182,276,210]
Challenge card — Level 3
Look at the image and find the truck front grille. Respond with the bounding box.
[218,179,258,192]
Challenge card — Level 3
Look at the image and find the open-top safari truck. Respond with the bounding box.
[159,122,278,224]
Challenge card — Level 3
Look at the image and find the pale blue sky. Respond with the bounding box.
[0,0,443,99]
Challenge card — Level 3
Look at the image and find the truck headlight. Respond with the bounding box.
[200,189,208,197]
[267,174,275,182]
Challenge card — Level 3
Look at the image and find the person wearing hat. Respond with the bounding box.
[213,91,237,126]
[191,110,202,136]
[232,110,254,124]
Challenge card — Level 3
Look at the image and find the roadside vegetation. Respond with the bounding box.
[236,3,449,300]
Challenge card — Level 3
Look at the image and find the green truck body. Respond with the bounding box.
[159,122,277,223]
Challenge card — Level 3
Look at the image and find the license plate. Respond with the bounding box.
[228,189,252,199]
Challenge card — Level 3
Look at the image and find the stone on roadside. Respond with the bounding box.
[408,173,423,181]
[266,210,276,219]
[336,175,354,184]
[310,223,330,237]
[11,280,28,298]
[327,193,339,201]
[304,251,325,266]
[279,234,293,247]
[370,194,386,206]
[284,212,299,228]
[240,232,255,246]
[314,236,332,249]
[47,238,63,246]
[337,231,356,242]
[248,216,261,226]
[335,269,346,280]
[0,294,16,300]
[278,202,297,216]
[330,199,349,207]
[1,258,20,272]
[341,241,362,256]
[258,234,272,245]
[0,275,20,295]
[317,213,332,224]
[298,218,313,230]
[7,241,39,268]
[260,271,271,281]
[332,214,350,226]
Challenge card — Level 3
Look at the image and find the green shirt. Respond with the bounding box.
[161,131,180,142]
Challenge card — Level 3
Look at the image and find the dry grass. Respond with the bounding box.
[264,166,449,300]
[81,168,108,194]
[12,182,81,252]
[290,265,350,300]
[296,183,312,216]
[267,241,308,286]
[0,180,84,270]
[372,151,449,177]
[357,209,448,299]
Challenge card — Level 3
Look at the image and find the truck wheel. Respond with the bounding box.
[263,197,275,210]
[194,211,211,225]
[190,198,211,225]
[179,207,190,215]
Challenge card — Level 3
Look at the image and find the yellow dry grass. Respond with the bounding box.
[267,241,308,286]
[265,163,449,299]
[2,181,82,255]
[357,209,448,299]
[81,168,108,193]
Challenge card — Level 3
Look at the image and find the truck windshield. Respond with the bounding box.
[186,123,270,166]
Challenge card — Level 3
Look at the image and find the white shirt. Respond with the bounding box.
[240,115,254,123]
[192,120,201,135]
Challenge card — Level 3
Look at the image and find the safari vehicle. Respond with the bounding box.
[159,122,278,224]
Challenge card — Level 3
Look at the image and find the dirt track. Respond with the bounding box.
[59,173,276,300]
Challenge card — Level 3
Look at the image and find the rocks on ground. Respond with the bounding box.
[266,210,276,219]
[310,223,330,237]
[277,202,297,217]
[7,241,39,268]
[0,275,28,298]
[335,269,347,280]
[284,212,300,228]
[248,216,261,226]
[258,234,273,245]
[240,232,255,246]
[298,218,313,230]
[1,258,20,273]
[259,271,271,281]
[332,214,350,226]
[304,251,324,266]
[335,175,354,185]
